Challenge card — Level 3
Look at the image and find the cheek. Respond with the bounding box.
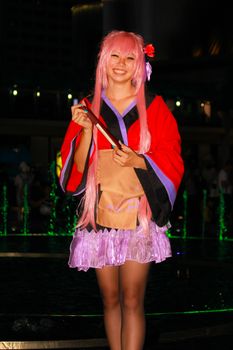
[128,61,136,71]
[106,63,112,76]
[128,63,136,77]
[108,57,118,66]
[107,60,115,72]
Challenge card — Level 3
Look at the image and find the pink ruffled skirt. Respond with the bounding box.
[68,221,172,272]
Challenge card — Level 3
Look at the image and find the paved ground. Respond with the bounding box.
[0,235,233,349]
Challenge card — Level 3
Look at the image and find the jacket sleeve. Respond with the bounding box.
[135,96,184,226]
[59,120,94,195]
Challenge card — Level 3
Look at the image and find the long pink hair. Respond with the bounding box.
[77,31,152,232]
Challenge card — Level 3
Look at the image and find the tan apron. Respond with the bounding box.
[96,149,144,230]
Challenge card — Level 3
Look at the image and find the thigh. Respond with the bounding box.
[120,261,151,298]
[95,266,120,298]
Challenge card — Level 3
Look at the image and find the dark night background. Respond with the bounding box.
[0,0,232,236]
[0,0,232,164]
[0,1,233,349]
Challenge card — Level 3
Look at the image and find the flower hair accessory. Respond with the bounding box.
[143,43,155,81]
[143,44,155,58]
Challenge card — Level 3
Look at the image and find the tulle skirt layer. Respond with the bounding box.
[68,221,172,271]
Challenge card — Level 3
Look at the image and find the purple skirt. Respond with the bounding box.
[68,221,172,272]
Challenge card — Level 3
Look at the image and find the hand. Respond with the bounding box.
[112,142,146,169]
[71,101,92,131]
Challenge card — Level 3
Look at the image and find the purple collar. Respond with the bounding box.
[101,90,137,145]
[101,90,136,118]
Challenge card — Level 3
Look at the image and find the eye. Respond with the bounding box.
[111,53,119,58]
[127,56,135,61]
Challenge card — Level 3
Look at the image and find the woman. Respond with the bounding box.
[59,30,184,350]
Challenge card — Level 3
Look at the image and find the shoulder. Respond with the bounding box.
[146,93,172,118]
[146,95,180,134]
[145,90,168,111]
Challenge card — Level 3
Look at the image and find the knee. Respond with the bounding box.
[122,290,144,312]
[101,289,120,310]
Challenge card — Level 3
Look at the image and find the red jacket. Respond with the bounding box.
[59,93,184,226]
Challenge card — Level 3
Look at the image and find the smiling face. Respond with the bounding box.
[96,31,146,92]
[106,50,136,85]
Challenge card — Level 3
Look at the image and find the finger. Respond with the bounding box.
[113,152,128,165]
[113,151,121,161]
[112,156,124,166]
[120,143,131,153]
[114,148,126,157]
[77,103,88,110]
[119,140,126,150]
[71,105,88,115]
[72,113,91,126]
[80,99,87,107]
[73,114,84,123]
[72,110,88,122]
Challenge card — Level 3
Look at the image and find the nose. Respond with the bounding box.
[118,56,126,65]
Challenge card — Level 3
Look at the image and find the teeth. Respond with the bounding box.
[114,69,125,74]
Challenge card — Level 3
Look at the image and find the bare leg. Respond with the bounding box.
[95,266,121,350]
[120,261,151,350]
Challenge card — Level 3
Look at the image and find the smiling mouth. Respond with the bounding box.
[113,69,126,74]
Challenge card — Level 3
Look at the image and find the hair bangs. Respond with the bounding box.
[109,34,139,58]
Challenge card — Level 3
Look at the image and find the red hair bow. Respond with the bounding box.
[143,44,155,58]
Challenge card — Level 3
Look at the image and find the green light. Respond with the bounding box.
[182,190,187,239]
[61,194,78,236]
[9,307,232,318]
[48,161,58,236]
[23,184,29,235]
[67,93,72,100]
[12,89,18,96]
[146,307,233,316]
[166,227,172,238]
[218,191,227,241]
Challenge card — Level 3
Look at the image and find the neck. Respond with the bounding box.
[105,82,136,101]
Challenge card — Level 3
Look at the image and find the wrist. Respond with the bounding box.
[82,127,92,135]
[135,154,147,170]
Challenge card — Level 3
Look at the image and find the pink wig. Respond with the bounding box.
[78,31,152,232]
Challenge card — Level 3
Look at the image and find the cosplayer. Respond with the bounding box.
[59,30,184,350]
